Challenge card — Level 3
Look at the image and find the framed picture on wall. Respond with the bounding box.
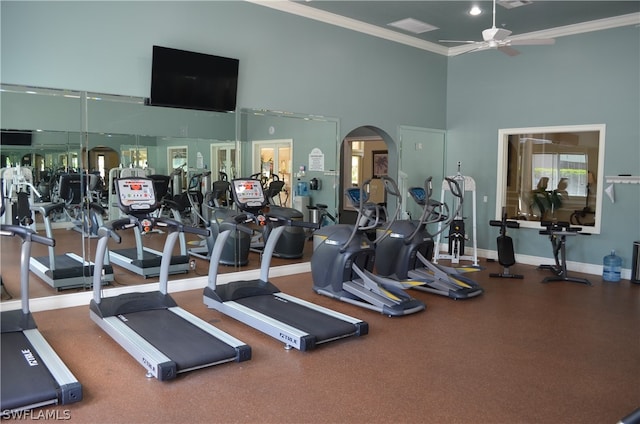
[372,150,388,178]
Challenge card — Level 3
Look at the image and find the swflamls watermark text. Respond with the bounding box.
[1,409,71,420]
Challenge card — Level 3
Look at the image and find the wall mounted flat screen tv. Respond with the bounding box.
[1,130,32,146]
[147,45,239,113]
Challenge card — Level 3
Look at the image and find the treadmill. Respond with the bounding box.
[108,175,190,278]
[1,224,82,412]
[204,178,368,351]
[29,201,114,291]
[90,177,251,380]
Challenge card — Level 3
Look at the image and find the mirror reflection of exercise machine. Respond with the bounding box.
[1,223,82,412]
[247,174,306,259]
[1,165,39,229]
[90,177,251,380]
[204,178,368,351]
[29,199,114,291]
[57,173,105,238]
[108,174,190,278]
[188,175,251,266]
[538,221,591,286]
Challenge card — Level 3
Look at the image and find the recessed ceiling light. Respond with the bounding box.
[388,18,438,34]
[469,6,482,16]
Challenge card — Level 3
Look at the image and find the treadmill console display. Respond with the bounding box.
[116,178,157,212]
[232,179,266,209]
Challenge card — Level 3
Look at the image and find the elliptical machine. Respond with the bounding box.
[374,177,484,300]
[489,208,523,279]
[245,173,306,259]
[311,178,425,317]
[188,174,251,266]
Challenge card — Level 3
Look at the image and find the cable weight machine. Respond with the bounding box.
[433,162,478,267]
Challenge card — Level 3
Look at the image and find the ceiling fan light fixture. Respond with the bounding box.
[482,27,512,41]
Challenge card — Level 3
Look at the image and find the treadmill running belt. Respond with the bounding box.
[236,295,357,342]
[33,255,96,280]
[113,248,187,268]
[120,309,238,370]
[1,332,59,411]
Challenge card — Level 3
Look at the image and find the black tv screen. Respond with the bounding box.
[148,45,239,113]
[1,131,32,146]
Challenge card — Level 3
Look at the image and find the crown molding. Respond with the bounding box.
[246,1,639,57]
[245,0,449,56]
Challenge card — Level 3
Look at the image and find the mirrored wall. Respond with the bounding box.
[0,84,341,301]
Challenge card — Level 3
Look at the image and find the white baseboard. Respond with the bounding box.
[3,248,632,314]
[0,262,312,313]
[460,247,631,280]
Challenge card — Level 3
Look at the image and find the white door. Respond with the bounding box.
[210,142,239,181]
[252,139,293,207]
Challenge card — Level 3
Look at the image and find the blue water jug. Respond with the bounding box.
[296,181,309,196]
[603,250,622,282]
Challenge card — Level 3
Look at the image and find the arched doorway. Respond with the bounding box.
[339,126,396,224]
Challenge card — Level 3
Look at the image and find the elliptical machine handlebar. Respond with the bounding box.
[445,176,463,199]
[352,179,382,231]
[371,175,403,245]
[380,175,401,198]
[406,176,464,242]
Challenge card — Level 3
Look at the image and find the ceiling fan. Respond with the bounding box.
[441,0,555,56]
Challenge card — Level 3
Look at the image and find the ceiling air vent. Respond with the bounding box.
[497,0,533,9]
[388,18,438,34]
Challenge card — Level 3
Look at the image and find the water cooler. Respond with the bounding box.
[294,180,310,221]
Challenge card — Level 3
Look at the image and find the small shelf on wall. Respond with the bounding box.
[605,175,640,184]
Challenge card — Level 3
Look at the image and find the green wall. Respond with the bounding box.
[2,1,638,270]
[446,26,640,266]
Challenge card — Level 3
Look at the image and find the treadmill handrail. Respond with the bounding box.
[0,224,55,247]
[264,213,320,230]
[1,224,54,314]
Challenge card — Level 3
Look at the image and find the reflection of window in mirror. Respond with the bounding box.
[496,124,605,234]
[211,143,238,180]
[351,141,364,186]
[131,148,148,169]
[168,146,188,170]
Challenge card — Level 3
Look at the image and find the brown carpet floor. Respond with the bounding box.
[3,259,638,424]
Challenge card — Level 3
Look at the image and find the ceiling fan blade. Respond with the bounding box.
[448,44,488,56]
[510,38,556,46]
[439,39,478,44]
[498,46,521,56]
